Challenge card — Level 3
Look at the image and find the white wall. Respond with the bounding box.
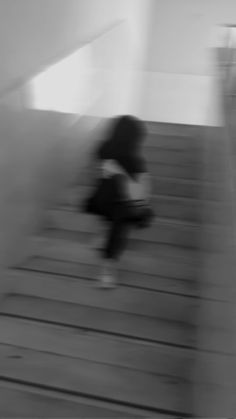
[2,0,236,125]
[139,0,236,125]
[0,107,70,265]
[0,0,151,96]
[0,0,152,274]
[28,22,135,117]
[0,0,155,274]
[139,71,223,126]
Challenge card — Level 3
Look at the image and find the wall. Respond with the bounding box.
[139,72,221,125]
[0,106,71,266]
[0,101,106,273]
[0,0,152,274]
[28,22,136,117]
[3,0,236,125]
[0,0,151,97]
[139,0,236,125]
[191,33,236,415]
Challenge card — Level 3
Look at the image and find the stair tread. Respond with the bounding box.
[48,208,224,247]
[16,256,199,295]
[7,267,230,330]
[143,146,201,165]
[18,256,234,302]
[0,295,195,348]
[69,177,223,202]
[147,163,203,180]
[48,209,224,249]
[7,268,197,323]
[0,316,193,379]
[29,237,200,280]
[38,232,199,262]
[51,207,202,227]
[145,133,200,148]
[0,343,190,414]
[1,317,231,386]
[61,187,225,224]
[146,124,200,138]
[61,188,224,210]
[80,163,215,182]
[44,227,201,254]
[37,230,200,262]
[0,385,134,418]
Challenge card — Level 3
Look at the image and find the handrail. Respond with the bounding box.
[0,19,127,101]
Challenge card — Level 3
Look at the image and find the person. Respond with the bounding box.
[83,115,154,288]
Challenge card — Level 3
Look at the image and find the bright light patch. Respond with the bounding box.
[29,45,95,114]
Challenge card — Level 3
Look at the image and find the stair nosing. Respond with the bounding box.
[50,208,202,228]
[0,311,195,351]
[0,314,195,353]
[0,379,175,418]
[3,292,194,325]
[0,339,190,382]
[14,265,200,299]
[0,374,191,418]
[44,227,201,252]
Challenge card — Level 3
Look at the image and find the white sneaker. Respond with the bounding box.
[99,260,117,289]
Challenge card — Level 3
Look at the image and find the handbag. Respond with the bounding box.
[81,159,154,227]
[102,160,154,228]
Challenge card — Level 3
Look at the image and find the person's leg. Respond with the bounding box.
[99,208,129,287]
[90,216,107,251]
[98,203,154,288]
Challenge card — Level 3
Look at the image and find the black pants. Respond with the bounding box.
[101,203,153,260]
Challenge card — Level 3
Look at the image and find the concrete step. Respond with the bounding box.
[147,161,203,180]
[0,294,195,349]
[17,256,199,297]
[43,228,200,259]
[5,269,197,324]
[152,177,222,200]
[0,343,191,415]
[6,269,230,331]
[0,383,142,418]
[0,293,233,357]
[75,176,223,200]
[0,316,193,381]
[81,161,204,182]
[62,186,225,224]
[12,256,231,302]
[33,234,200,279]
[65,190,201,223]
[47,209,222,249]
[145,132,201,149]
[1,292,231,354]
[12,315,234,415]
[143,146,201,165]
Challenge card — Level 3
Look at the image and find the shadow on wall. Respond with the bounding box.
[0,104,105,269]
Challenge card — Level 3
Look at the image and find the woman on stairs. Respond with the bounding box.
[83,115,154,288]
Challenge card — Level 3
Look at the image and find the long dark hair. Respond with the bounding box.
[96,115,146,179]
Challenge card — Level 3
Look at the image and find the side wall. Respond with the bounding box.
[0,18,139,279]
[138,0,236,125]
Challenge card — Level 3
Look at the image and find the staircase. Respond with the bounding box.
[0,123,224,417]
